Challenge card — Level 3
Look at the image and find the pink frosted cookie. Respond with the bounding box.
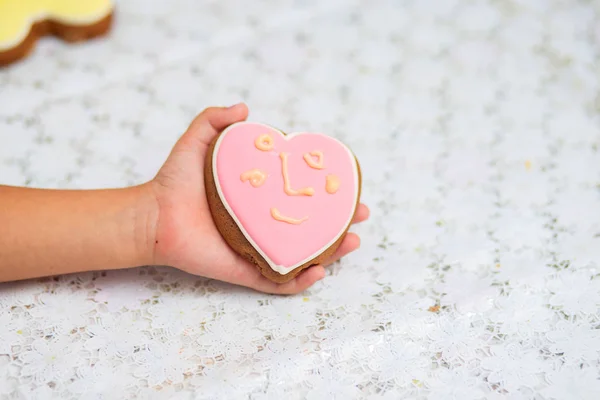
[204,122,362,283]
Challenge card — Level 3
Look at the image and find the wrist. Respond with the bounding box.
[129,182,159,267]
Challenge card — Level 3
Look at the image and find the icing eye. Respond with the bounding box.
[325,174,340,194]
[241,169,267,187]
[303,151,324,169]
[255,134,274,151]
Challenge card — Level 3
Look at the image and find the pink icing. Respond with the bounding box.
[213,122,359,274]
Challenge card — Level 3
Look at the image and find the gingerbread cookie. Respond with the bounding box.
[205,122,362,283]
[0,0,114,67]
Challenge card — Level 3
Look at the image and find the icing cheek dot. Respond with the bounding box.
[303,151,324,169]
[326,174,340,194]
[255,134,274,151]
[240,169,267,187]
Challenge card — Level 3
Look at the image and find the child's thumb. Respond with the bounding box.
[183,103,249,146]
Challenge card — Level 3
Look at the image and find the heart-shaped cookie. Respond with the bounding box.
[0,0,114,67]
[205,122,361,283]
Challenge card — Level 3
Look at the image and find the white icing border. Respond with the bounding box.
[0,1,113,51]
[212,121,360,275]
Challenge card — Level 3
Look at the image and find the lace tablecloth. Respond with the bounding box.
[1,0,600,398]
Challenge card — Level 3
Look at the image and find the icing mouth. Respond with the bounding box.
[270,207,308,225]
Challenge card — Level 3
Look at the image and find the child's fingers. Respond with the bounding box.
[184,103,249,146]
[217,256,318,295]
[253,265,326,295]
[243,233,360,294]
[276,266,326,294]
[352,204,370,224]
[322,233,361,267]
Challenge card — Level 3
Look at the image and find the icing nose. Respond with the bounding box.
[279,152,314,196]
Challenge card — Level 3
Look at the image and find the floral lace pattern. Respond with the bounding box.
[1,0,600,398]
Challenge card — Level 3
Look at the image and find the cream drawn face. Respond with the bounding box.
[240,134,340,224]
[240,133,341,225]
[213,122,359,272]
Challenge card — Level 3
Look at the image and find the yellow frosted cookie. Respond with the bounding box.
[0,0,114,66]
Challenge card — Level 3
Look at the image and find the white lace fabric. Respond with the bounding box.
[1,0,600,398]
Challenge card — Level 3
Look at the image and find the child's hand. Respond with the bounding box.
[149,104,369,294]
[0,104,368,288]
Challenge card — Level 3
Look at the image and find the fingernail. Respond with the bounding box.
[227,103,241,109]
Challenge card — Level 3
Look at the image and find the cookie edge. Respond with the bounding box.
[0,8,114,67]
[204,122,363,284]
